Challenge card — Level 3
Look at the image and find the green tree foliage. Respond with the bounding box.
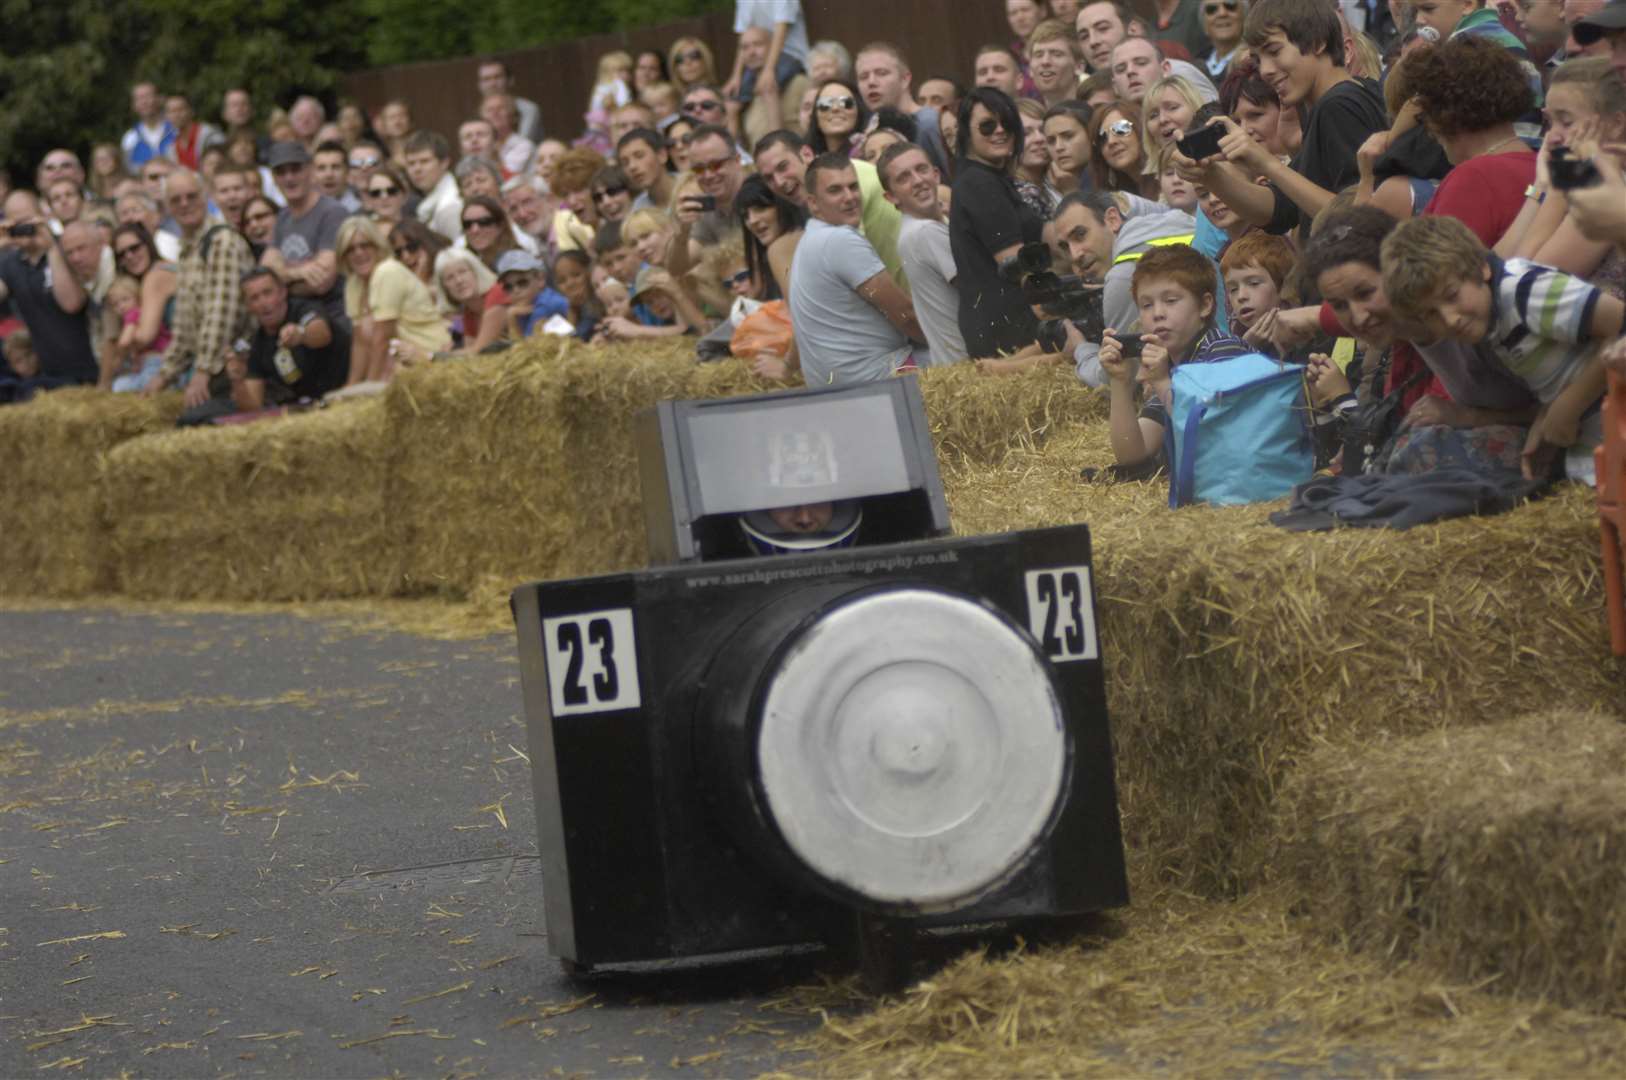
[0,0,727,179]
[363,0,731,67]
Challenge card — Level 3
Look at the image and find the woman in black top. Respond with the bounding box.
[948,87,1043,359]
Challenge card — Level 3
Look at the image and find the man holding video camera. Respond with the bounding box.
[1049,190,1201,385]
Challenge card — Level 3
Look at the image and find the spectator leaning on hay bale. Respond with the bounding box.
[229,266,350,411]
[141,169,255,425]
[336,216,450,385]
[788,153,925,386]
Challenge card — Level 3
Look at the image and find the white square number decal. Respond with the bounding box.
[541,608,641,716]
[1023,567,1098,662]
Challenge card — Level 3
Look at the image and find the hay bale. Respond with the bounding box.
[103,399,390,601]
[944,424,1621,895]
[1275,710,1626,1012]
[0,388,179,597]
[382,345,574,597]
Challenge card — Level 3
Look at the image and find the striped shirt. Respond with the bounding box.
[1486,256,1603,403]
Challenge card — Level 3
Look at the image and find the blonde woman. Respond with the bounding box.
[1140,76,1205,163]
[337,216,450,384]
[669,37,718,93]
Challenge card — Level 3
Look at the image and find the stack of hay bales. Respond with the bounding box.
[381,345,574,597]
[944,431,1619,895]
[0,389,178,597]
[102,398,391,601]
[1275,710,1626,1013]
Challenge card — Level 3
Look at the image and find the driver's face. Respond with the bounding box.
[768,503,834,533]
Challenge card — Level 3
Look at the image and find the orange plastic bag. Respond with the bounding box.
[730,301,794,360]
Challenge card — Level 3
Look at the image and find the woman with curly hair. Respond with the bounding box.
[1399,36,1537,243]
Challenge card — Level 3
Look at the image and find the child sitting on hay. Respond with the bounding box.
[1381,215,1626,483]
[1098,244,1252,471]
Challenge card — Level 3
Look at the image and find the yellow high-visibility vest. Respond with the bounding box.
[1111,233,1198,265]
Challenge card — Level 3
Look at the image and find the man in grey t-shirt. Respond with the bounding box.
[879,143,966,365]
[263,141,348,327]
[788,154,926,386]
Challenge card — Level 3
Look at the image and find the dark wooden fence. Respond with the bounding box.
[339,0,1020,147]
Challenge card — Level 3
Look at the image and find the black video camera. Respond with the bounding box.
[998,241,1140,358]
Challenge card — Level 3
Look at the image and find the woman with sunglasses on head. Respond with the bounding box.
[102,223,178,390]
[808,78,869,157]
[669,38,719,94]
[238,195,281,260]
[1089,100,1153,196]
[949,86,1044,357]
[1200,0,1248,82]
[387,219,447,286]
[734,172,808,300]
[362,163,410,229]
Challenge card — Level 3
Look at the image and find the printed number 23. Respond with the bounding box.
[556,618,618,705]
[1025,568,1097,662]
[543,608,641,716]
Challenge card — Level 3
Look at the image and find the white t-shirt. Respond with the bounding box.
[789,217,913,386]
[734,0,809,64]
[896,216,966,365]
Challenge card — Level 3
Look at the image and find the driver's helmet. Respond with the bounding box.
[739,500,863,556]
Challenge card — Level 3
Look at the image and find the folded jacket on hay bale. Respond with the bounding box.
[0,388,179,597]
[1274,710,1626,1013]
[945,425,1620,896]
[102,398,391,602]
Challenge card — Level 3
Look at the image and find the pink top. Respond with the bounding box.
[124,305,172,356]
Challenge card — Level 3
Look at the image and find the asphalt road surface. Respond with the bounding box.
[0,608,829,1078]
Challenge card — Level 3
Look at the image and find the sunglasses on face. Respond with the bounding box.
[462,215,498,229]
[685,99,723,115]
[592,184,628,202]
[1203,0,1240,12]
[976,118,1007,137]
[393,241,421,257]
[1100,119,1135,140]
[501,272,538,289]
[114,244,144,260]
[368,184,401,197]
[350,156,381,169]
[676,49,704,63]
[725,268,753,288]
[690,157,731,176]
[817,95,857,112]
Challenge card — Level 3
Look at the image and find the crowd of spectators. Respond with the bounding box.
[1,0,1624,489]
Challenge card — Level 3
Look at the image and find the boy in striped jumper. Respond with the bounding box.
[1380,214,1625,479]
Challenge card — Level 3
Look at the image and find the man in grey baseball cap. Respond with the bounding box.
[1573,0,1626,78]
